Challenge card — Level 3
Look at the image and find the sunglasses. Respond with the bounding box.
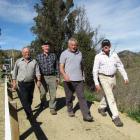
[103,46,110,49]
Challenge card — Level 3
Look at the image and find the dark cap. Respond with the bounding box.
[43,40,51,46]
[101,39,111,47]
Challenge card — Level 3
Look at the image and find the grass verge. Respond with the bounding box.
[127,110,140,123]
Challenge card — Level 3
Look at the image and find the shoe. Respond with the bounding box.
[98,108,107,116]
[68,111,75,117]
[113,117,123,127]
[50,109,57,115]
[83,115,94,122]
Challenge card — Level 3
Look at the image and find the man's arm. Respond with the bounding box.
[93,55,101,92]
[59,64,70,82]
[81,59,85,81]
[35,61,41,88]
[12,61,18,90]
[115,54,129,84]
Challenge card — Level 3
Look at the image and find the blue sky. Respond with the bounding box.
[0,0,140,52]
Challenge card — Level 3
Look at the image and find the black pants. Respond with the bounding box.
[63,81,90,118]
[18,81,35,116]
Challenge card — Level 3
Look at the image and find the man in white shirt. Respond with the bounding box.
[93,39,129,127]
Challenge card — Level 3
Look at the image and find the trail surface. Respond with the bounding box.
[11,86,140,140]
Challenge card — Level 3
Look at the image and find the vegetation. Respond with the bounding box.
[30,0,102,88]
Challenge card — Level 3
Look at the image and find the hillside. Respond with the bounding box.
[118,50,140,68]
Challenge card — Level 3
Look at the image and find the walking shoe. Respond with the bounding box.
[113,117,123,127]
[83,115,94,122]
[50,109,57,115]
[98,108,107,116]
[68,111,75,117]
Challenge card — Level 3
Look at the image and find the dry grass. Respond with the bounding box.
[115,67,140,114]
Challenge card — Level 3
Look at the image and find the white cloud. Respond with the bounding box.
[0,35,31,50]
[76,0,140,52]
[0,0,36,24]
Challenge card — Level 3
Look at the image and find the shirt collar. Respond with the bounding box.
[21,57,32,62]
[67,49,80,54]
[43,52,50,57]
[101,50,113,57]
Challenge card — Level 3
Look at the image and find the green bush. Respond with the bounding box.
[84,87,98,102]
[127,110,140,123]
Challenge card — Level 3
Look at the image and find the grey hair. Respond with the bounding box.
[21,47,30,52]
[68,38,78,45]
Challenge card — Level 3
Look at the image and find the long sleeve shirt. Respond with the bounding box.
[12,57,41,82]
[93,51,128,85]
[36,53,59,78]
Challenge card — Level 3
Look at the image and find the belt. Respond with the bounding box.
[99,73,115,78]
[18,81,34,84]
[42,74,55,76]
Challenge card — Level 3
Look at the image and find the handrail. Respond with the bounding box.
[5,76,12,140]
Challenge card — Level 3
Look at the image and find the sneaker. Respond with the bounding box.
[113,117,123,127]
[83,115,94,122]
[68,111,75,117]
[50,109,57,115]
[98,108,107,116]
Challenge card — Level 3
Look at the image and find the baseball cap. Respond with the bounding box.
[101,39,111,47]
[43,40,51,45]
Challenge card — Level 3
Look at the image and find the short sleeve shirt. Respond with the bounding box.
[59,49,83,81]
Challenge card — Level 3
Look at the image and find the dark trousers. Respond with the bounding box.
[63,81,90,118]
[18,81,35,116]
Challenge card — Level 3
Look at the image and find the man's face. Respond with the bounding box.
[42,45,50,53]
[68,41,78,52]
[102,45,111,54]
[22,48,30,59]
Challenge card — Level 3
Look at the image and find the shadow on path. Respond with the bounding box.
[56,97,66,111]
[20,119,48,140]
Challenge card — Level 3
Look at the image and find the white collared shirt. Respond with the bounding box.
[93,51,128,85]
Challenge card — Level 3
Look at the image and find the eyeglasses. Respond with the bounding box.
[103,46,110,49]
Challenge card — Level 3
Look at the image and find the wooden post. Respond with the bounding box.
[9,101,20,140]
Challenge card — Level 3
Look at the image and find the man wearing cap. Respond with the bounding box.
[36,41,59,115]
[92,39,129,127]
[60,38,93,122]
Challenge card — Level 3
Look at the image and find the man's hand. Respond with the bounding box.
[36,80,41,88]
[63,74,70,82]
[12,81,17,91]
[95,85,101,93]
[56,78,60,85]
[124,79,129,85]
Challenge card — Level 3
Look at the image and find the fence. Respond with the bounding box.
[5,75,19,140]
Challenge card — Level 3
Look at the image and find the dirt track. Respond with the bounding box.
[14,85,140,140]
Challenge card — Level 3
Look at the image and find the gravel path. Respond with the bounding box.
[16,86,140,140]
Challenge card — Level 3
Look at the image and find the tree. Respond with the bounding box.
[73,7,102,89]
[30,1,103,89]
[30,0,76,56]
